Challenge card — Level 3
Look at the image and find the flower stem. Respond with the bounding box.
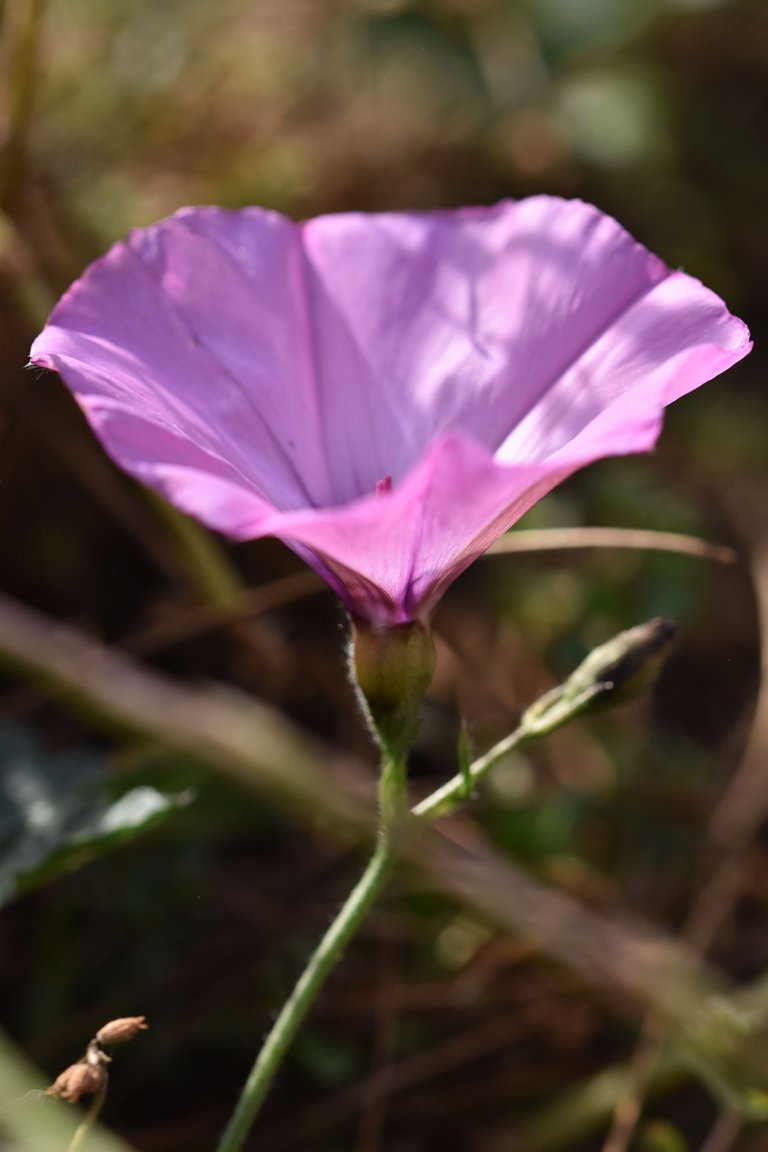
[411,692,591,822]
[215,749,407,1152]
[67,1073,108,1152]
[414,617,677,822]
[216,619,674,1150]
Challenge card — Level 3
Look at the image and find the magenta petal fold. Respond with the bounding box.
[30,197,751,625]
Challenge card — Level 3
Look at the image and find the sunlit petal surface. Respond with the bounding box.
[31,197,750,625]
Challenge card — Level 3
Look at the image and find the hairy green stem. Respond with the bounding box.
[214,681,599,1151]
[412,686,599,821]
[416,618,676,822]
[215,842,393,1151]
[216,619,673,1150]
[412,721,530,821]
[215,749,407,1152]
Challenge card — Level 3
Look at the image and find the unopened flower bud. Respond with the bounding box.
[47,1061,106,1103]
[96,1016,148,1046]
[523,618,678,733]
[569,617,678,705]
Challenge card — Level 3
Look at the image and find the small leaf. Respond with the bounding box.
[0,724,192,905]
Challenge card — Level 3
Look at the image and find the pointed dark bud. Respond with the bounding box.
[566,617,678,706]
[522,618,678,733]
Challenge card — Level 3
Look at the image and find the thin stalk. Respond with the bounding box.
[215,619,669,1150]
[412,685,601,821]
[213,675,603,1151]
[67,1074,108,1152]
[214,749,407,1152]
[486,527,735,565]
[214,695,586,1152]
[413,721,529,821]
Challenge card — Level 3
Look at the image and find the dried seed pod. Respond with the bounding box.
[96,1016,148,1046]
[47,1061,106,1103]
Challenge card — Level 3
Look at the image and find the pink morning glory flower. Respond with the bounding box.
[30,197,750,627]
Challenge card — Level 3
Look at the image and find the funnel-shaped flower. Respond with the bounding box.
[31,198,750,625]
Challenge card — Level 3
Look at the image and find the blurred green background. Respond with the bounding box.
[0,1,767,1149]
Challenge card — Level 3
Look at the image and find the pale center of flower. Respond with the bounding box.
[376,475,393,497]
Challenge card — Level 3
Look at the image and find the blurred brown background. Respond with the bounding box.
[0,1,767,1150]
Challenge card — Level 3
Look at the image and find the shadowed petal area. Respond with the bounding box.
[32,207,334,514]
[252,433,581,623]
[30,198,751,625]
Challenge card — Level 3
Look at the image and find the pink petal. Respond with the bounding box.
[32,207,335,518]
[30,197,751,625]
[253,433,580,623]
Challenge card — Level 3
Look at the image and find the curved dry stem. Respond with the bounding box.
[487,527,735,564]
[67,1075,108,1152]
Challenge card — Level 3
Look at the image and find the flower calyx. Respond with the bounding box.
[350,618,435,762]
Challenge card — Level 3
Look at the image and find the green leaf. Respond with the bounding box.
[0,724,192,905]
